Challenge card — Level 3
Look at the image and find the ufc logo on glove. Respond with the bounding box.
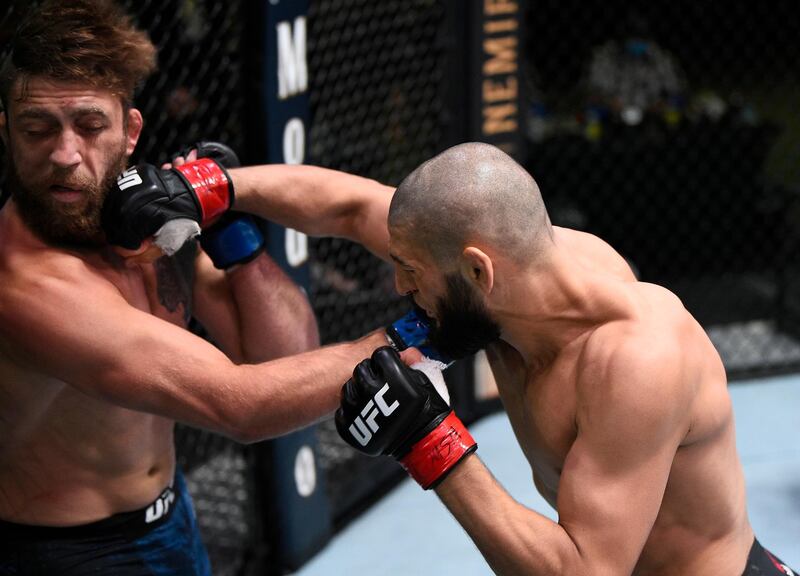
[347,383,399,446]
[116,167,143,191]
[336,347,476,490]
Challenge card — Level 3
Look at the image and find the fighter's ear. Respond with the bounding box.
[125,108,143,156]
[0,110,7,146]
[461,246,494,295]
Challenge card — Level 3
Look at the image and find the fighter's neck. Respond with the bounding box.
[0,199,45,251]
[491,248,631,366]
[0,199,112,263]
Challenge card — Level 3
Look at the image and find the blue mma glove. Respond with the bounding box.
[201,211,265,269]
[386,308,452,366]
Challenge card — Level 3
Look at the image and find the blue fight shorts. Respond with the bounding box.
[0,470,211,575]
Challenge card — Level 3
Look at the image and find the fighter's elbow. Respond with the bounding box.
[220,411,274,444]
[226,425,266,445]
[218,397,289,444]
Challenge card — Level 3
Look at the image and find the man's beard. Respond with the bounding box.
[423,273,502,360]
[6,145,128,248]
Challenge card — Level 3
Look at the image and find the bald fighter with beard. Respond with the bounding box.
[336,143,797,576]
[0,1,416,573]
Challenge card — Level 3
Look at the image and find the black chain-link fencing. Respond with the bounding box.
[0,2,258,575]
[2,0,800,573]
[523,0,800,378]
[306,0,455,529]
[127,5,257,573]
[129,4,260,574]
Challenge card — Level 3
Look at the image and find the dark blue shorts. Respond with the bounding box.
[742,538,797,576]
[0,470,211,575]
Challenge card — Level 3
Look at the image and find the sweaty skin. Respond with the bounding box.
[390,224,753,576]
[255,132,766,575]
[0,77,392,526]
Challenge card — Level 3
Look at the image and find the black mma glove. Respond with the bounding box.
[173,141,241,170]
[335,347,476,489]
[102,147,234,249]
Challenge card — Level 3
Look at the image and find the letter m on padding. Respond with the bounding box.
[277,17,308,100]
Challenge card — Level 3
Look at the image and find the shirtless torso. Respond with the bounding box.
[0,76,393,530]
[0,204,191,525]
[0,170,389,531]
[486,227,753,575]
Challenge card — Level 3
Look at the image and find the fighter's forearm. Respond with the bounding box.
[234,330,388,442]
[436,455,582,575]
[229,164,393,260]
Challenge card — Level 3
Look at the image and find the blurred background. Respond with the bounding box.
[1,0,798,574]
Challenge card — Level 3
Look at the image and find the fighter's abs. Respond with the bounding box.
[0,397,176,525]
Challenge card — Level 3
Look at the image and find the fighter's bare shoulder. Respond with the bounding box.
[0,249,128,355]
[575,292,694,428]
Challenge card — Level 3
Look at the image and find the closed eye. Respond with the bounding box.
[20,123,57,138]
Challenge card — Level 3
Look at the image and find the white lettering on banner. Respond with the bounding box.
[277,17,308,99]
[283,117,305,164]
[285,227,308,267]
[283,117,308,266]
[294,445,317,497]
[275,13,308,267]
[348,384,400,446]
[116,167,142,191]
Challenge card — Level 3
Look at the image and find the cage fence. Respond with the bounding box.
[523,0,800,379]
[1,1,800,574]
[306,0,455,529]
[1,2,257,575]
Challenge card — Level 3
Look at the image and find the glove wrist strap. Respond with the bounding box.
[174,158,233,226]
[399,412,477,490]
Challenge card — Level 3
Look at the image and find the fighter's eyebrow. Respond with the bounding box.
[15,109,57,121]
[16,105,110,121]
[69,106,110,119]
[390,253,412,268]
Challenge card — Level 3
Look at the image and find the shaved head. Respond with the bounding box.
[389,142,552,267]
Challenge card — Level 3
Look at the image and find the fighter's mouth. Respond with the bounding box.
[49,185,84,202]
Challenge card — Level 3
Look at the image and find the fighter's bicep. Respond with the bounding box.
[2,274,232,414]
[556,347,688,573]
[556,425,679,574]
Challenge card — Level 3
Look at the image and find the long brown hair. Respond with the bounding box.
[0,0,157,111]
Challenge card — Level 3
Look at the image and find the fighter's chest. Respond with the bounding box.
[498,361,579,489]
[107,244,196,327]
